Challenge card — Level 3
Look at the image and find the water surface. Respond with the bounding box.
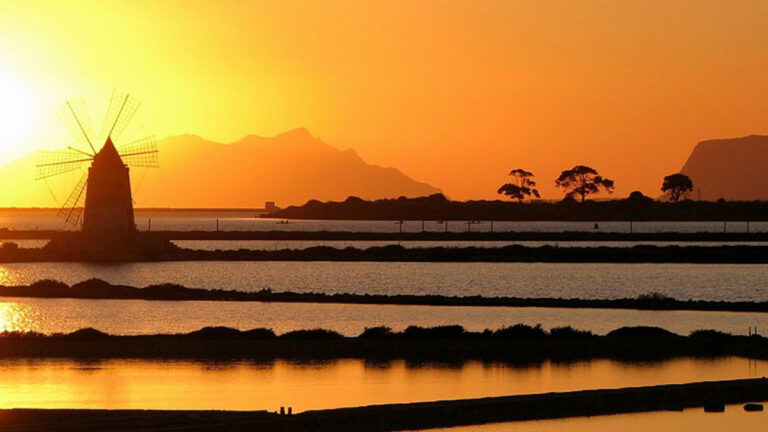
[0,210,762,233]
[0,298,764,336]
[0,357,762,411]
[1,261,767,302]
[413,406,766,432]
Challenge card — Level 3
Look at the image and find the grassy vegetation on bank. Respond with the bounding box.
[2,279,768,313]
[5,242,768,262]
[0,324,764,362]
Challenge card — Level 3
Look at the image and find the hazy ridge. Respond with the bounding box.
[0,128,439,208]
[680,135,768,201]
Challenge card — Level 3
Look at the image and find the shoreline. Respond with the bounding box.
[5,229,768,242]
[0,379,765,431]
[0,324,765,361]
[3,279,768,313]
[6,243,768,263]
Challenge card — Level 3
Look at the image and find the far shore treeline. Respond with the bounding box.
[270,193,768,221]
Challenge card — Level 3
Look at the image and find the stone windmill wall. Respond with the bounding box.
[82,137,135,232]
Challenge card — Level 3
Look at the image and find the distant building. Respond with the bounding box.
[265,201,280,213]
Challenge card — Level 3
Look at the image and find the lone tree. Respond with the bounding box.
[498,169,540,202]
[661,173,693,202]
[555,165,615,203]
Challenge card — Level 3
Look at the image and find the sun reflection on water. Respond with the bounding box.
[0,266,25,287]
[0,302,44,333]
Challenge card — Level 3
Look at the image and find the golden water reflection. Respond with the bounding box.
[0,266,24,287]
[0,302,45,333]
[418,405,766,432]
[0,357,762,411]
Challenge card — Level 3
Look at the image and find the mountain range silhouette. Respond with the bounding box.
[0,128,440,208]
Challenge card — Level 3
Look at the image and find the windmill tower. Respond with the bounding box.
[35,91,158,232]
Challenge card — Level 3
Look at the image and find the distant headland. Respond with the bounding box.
[681,135,768,201]
[269,193,768,221]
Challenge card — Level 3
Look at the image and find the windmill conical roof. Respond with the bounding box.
[92,136,125,167]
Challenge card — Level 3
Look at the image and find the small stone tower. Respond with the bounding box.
[82,137,135,232]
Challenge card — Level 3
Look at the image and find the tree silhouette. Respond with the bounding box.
[555,165,614,203]
[498,169,540,202]
[661,173,693,202]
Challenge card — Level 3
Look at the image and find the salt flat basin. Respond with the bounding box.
[2,261,768,302]
[0,298,766,336]
[0,357,764,411]
[414,404,766,432]
[1,209,766,233]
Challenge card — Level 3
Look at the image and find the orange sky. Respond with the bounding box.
[1,0,767,201]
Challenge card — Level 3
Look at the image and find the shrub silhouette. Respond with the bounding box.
[689,329,732,339]
[403,325,466,338]
[242,328,277,339]
[359,326,394,338]
[187,326,246,339]
[607,326,679,338]
[280,328,343,340]
[492,324,546,339]
[62,328,110,340]
[549,326,594,338]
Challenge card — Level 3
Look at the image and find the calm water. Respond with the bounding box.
[173,239,768,250]
[1,261,767,302]
[6,239,768,251]
[0,357,762,410]
[0,209,762,233]
[415,405,766,432]
[0,298,764,336]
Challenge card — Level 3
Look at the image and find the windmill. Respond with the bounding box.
[35,91,158,232]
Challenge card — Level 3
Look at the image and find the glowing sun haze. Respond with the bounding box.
[1,0,767,202]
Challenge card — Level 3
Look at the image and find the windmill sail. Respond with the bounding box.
[58,173,88,226]
[35,150,92,180]
[118,136,159,167]
[100,90,141,142]
[54,96,97,154]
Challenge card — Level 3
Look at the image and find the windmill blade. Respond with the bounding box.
[54,96,97,154]
[34,150,92,180]
[58,172,88,226]
[118,136,159,168]
[100,90,141,143]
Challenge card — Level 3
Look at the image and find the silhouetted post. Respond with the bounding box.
[723,220,726,233]
[747,220,750,234]
[280,407,285,415]
[397,221,403,233]
[490,220,494,232]
[421,220,425,232]
[467,221,471,232]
